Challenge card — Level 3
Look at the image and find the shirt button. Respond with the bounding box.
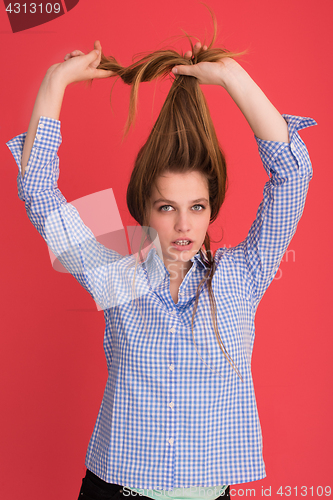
[36,134,42,141]
[171,310,177,315]
[168,438,174,445]
[169,327,175,333]
[169,401,174,409]
[24,166,29,172]
[39,123,44,129]
[169,364,175,371]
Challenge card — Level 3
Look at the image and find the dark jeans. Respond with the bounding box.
[78,469,230,499]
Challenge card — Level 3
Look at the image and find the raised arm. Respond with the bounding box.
[21,40,114,177]
[7,42,122,311]
[172,43,316,308]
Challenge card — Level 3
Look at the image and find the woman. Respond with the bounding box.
[7,26,315,500]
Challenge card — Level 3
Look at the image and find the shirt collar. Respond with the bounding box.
[142,245,209,270]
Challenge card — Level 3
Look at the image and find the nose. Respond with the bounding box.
[174,210,191,233]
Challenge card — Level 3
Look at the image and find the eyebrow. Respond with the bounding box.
[153,197,209,206]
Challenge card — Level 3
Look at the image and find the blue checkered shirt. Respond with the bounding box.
[7,114,316,488]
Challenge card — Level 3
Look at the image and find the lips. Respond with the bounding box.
[171,239,194,251]
[172,239,193,245]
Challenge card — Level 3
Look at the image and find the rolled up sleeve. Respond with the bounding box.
[6,117,122,311]
[239,114,316,309]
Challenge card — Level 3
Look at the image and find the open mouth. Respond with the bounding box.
[171,239,194,250]
[173,240,191,245]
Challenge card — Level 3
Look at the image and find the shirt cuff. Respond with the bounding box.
[6,116,61,169]
[6,116,62,199]
[255,115,317,180]
[31,116,61,151]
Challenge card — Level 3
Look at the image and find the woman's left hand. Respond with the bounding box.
[172,42,239,87]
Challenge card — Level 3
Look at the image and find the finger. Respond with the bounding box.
[93,69,115,79]
[64,50,84,61]
[86,48,101,68]
[193,42,202,55]
[94,40,102,60]
[172,64,194,75]
[184,42,202,61]
[202,45,208,51]
[93,40,102,66]
[94,40,102,52]
[69,50,84,57]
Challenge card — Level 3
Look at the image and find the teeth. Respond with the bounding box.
[175,240,191,245]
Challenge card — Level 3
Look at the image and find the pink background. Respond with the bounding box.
[1,0,332,498]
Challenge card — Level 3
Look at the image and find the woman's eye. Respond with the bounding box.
[159,204,205,212]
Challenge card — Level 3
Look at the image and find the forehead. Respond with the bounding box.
[151,171,209,197]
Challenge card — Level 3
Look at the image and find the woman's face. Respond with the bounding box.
[148,170,211,276]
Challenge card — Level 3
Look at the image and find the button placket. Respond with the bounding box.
[167,324,176,453]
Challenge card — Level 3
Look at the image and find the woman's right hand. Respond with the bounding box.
[46,40,115,87]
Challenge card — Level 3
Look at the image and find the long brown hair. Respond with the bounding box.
[98,18,243,381]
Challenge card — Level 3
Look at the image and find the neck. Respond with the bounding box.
[164,258,193,283]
